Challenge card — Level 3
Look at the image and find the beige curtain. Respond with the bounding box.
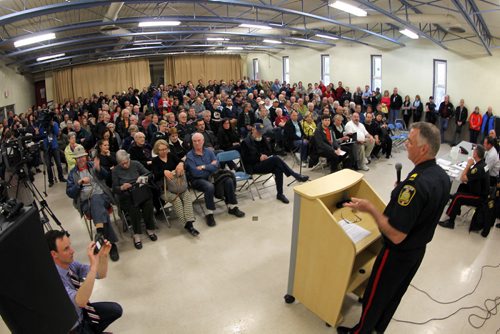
[164,55,243,84]
[53,68,74,102]
[52,59,151,102]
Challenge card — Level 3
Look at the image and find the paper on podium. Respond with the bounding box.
[339,219,371,243]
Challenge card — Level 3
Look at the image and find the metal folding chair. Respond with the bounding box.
[216,150,255,201]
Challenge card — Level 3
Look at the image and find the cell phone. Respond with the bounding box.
[94,236,105,255]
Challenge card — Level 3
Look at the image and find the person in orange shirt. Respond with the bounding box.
[469,106,482,143]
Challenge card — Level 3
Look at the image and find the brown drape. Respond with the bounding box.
[52,59,151,102]
[164,55,243,84]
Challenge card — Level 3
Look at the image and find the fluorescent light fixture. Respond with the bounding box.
[14,33,56,47]
[138,21,181,27]
[207,37,230,41]
[227,46,243,50]
[399,28,419,39]
[263,39,282,44]
[329,1,367,17]
[239,23,272,30]
[36,53,65,62]
[315,34,339,40]
[133,41,162,45]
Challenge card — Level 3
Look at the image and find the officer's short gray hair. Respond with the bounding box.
[116,149,130,164]
[410,122,440,157]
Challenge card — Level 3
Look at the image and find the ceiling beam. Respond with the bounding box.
[3,28,336,59]
[0,15,345,49]
[450,0,492,55]
[355,0,449,49]
[0,0,403,45]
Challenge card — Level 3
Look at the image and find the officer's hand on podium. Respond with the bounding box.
[343,197,374,213]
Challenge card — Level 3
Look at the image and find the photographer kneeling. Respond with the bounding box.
[66,145,119,261]
[45,230,122,334]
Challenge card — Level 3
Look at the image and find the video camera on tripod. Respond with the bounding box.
[2,128,40,176]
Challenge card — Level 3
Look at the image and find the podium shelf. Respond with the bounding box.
[347,249,378,293]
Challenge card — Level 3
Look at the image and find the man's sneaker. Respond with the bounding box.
[360,165,370,171]
[228,207,245,218]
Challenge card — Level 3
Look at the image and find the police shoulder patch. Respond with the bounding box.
[398,184,417,206]
[471,168,477,174]
[408,173,418,181]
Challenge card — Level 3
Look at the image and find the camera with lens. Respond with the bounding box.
[2,129,40,174]
[0,181,23,220]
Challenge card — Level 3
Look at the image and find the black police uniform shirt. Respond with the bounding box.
[383,159,451,250]
[465,159,489,198]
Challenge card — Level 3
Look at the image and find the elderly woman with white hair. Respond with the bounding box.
[64,132,78,171]
[112,149,157,249]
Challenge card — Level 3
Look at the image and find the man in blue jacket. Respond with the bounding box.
[40,119,66,187]
[480,106,495,141]
[66,145,119,261]
[185,133,245,227]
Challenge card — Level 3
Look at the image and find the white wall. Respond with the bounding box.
[0,60,35,115]
[246,40,500,114]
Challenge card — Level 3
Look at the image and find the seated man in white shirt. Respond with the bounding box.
[483,136,500,186]
[344,112,374,171]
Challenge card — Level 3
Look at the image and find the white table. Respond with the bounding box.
[436,141,475,193]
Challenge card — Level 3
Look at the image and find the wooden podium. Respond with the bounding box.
[284,169,385,326]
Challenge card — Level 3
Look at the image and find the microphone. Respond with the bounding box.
[395,163,402,185]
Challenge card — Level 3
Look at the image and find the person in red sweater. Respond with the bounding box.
[335,81,346,101]
[469,106,482,143]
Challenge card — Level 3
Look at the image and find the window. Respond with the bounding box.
[252,58,259,80]
[321,55,330,85]
[433,59,447,105]
[371,55,382,92]
[282,56,290,83]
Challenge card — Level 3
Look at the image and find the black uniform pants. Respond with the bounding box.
[352,246,425,334]
[446,184,482,222]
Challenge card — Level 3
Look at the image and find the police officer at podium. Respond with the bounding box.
[338,122,450,334]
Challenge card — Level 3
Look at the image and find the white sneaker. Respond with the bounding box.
[364,158,369,164]
[360,165,370,171]
[301,162,308,168]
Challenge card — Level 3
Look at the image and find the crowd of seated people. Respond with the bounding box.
[2,78,499,249]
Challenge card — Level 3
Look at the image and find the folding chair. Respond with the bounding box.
[388,123,405,152]
[81,205,121,241]
[216,150,255,201]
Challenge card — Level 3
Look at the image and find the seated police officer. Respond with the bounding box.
[45,230,122,334]
[185,132,245,227]
[66,145,119,261]
[439,144,489,229]
[241,124,309,204]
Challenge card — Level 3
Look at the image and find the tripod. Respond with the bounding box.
[8,163,66,233]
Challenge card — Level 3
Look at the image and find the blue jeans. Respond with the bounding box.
[389,109,400,124]
[191,178,237,211]
[440,117,449,143]
[80,193,117,243]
